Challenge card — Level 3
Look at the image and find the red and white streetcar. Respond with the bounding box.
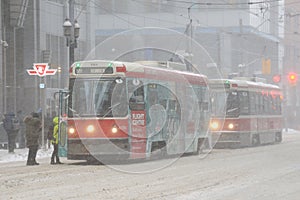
[209,77,283,148]
[58,60,211,162]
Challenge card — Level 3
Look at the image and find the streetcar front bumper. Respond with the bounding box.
[67,138,130,161]
[211,131,252,148]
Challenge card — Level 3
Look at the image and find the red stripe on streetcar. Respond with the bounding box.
[68,119,129,139]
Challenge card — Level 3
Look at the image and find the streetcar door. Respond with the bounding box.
[128,79,147,159]
[56,90,69,157]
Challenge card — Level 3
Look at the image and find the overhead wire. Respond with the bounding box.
[70,0,300,63]
[90,0,142,27]
[174,0,285,65]
[165,0,283,5]
[74,0,93,20]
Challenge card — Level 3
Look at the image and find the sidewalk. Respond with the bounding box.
[0,147,53,163]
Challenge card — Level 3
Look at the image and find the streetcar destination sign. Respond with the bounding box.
[75,67,113,74]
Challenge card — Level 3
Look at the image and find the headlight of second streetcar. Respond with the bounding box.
[228,123,234,130]
[210,121,219,131]
[111,124,118,134]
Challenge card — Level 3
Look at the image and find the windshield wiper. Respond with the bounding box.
[227,107,238,113]
[69,107,81,117]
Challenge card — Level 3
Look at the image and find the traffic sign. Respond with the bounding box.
[39,83,45,88]
[27,63,57,77]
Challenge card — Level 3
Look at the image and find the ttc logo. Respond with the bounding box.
[27,63,57,77]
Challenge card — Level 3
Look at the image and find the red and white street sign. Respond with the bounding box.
[27,63,57,77]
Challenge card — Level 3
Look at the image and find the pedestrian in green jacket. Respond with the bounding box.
[50,116,62,164]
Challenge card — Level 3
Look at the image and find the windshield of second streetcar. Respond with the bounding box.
[211,89,250,117]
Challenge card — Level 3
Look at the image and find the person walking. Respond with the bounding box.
[24,112,42,165]
[2,112,20,153]
[50,116,62,164]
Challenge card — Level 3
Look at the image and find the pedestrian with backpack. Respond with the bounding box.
[50,116,62,164]
[3,112,20,153]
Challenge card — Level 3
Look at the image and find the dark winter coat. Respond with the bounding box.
[24,115,42,147]
[3,112,20,133]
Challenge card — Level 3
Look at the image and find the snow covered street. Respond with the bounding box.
[0,130,300,200]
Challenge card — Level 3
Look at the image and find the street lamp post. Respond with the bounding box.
[1,40,8,114]
[63,16,80,67]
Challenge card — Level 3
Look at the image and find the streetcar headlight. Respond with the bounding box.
[228,123,234,130]
[86,125,95,133]
[69,127,75,134]
[210,121,219,130]
[112,125,118,134]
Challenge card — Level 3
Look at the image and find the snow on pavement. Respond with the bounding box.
[0,147,53,164]
[0,129,298,164]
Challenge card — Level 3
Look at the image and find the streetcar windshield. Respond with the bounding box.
[226,91,240,117]
[68,78,127,117]
[211,89,253,117]
[211,90,240,117]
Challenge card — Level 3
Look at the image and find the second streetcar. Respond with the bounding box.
[209,77,283,148]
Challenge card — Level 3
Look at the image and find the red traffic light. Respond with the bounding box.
[272,74,281,83]
[288,72,298,84]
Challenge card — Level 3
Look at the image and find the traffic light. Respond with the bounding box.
[262,58,271,74]
[272,74,281,83]
[288,72,298,85]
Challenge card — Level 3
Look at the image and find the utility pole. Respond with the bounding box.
[239,18,244,76]
[69,0,75,66]
[186,4,195,71]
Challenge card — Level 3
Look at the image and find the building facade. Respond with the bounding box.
[1,0,285,119]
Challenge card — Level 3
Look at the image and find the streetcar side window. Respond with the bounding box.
[276,95,282,115]
[271,94,281,115]
[239,91,249,115]
[255,92,260,114]
[257,92,264,114]
[263,94,270,114]
[168,100,176,111]
[249,92,257,115]
[129,85,145,110]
